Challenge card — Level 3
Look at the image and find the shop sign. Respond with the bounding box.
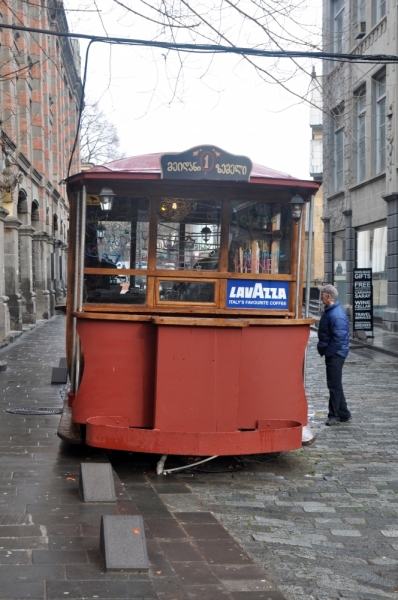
[226,279,289,309]
[353,268,373,331]
[160,145,252,181]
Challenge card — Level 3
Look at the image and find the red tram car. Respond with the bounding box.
[61,145,320,457]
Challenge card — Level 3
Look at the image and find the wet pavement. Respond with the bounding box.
[0,316,398,599]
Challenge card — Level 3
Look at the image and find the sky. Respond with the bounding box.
[64,0,322,180]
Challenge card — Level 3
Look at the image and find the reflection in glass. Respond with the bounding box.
[228,201,291,274]
[159,280,215,302]
[85,196,150,290]
[84,275,146,304]
[156,198,221,271]
[357,226,387,317]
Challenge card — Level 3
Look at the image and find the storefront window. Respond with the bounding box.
[84,196,149,304]
[357,225,387,318]
[156,198,221,271]
[333,232,346,306]
[228,201,291,274]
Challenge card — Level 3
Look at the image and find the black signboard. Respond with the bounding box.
[353,268,373,332]
[160,145,252,182]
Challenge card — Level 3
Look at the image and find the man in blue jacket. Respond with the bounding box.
[317,284,351,426]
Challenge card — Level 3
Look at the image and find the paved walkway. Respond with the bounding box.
[0,317,398,600]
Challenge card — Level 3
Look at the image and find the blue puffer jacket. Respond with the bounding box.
[317,301,350,358]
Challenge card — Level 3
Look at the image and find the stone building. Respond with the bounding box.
[0,0,81,341]
[322,0,397,331]
[305,69,324,295]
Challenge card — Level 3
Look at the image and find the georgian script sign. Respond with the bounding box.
[160,146,252,181]
[226,279,289,309]
[353,268,373,332]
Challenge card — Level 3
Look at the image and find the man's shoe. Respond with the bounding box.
[325,418,340,426]
[340,417,352,422]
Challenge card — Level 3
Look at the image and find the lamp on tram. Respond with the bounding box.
[98,187,116,213]
[96,224,106,240]
[289,192,304,223]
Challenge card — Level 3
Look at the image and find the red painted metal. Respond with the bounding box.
[67,152,320,195]
[73,319,309,455]
[72,320,156,427]
[86,416,302,455]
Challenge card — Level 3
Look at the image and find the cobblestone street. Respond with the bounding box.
[0,319,397,599]
[183,334,398,600]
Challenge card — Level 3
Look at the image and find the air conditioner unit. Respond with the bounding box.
[355,21,366,39]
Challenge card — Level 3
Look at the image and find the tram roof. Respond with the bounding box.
[70,152,320,194]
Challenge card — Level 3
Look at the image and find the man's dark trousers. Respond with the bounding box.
[325,354,351,420]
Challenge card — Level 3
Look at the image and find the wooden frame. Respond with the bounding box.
[154,277,219,307]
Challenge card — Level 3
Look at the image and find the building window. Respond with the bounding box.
[333,232,346,306]
[332,105,344,191]
[357,225,387,318]
[333,0,345,53]
[372,0,386,25]
[375,72,386,174]
[355,90,366,181]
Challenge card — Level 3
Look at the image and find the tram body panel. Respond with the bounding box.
[237,325,309,428]
[73,319,156,427]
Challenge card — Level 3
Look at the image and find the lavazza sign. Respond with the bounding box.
[226,280,289,309]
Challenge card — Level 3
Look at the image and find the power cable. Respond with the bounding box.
[1,21,397,64]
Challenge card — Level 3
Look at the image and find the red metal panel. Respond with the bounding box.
[86,416,302,455]
[237,326,309,428]
[154,327,241,433]
[72,320,156,427]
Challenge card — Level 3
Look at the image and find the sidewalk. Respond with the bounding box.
[0,315,286,600]
[351,325,398,358]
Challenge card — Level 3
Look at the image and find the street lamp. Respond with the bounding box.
[98,186,115,213]
[289,193,305,223]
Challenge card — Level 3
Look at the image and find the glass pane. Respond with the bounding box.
[156,198,221,271]
[84,275,146,304]
[228,201,291,274]
[333,233,346,306]
[159,280,215,302]
[85,196,150,271]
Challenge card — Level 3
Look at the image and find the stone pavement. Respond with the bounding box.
[0,316,398,600]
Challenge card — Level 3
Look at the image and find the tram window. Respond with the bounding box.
[228,201,291,275]
[84,274,147,304]
[156,198,221,271]
[159,280,215,303]
[85,196,150,272]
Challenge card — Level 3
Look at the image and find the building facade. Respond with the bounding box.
[0,0,81,341]
[322,0,397,331]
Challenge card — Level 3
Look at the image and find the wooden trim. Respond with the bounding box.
[73,312,152,321]
[81,303,294,317]
[73,311,314,326]
[151,316,250,327]
[83,267,294,281]
[289,220,299,313]
[154,277,218,307]
[299,211,306,317]
[219,198,229,271]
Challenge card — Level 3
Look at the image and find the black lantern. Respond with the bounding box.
[98,186,115,213]
[289,193,304,223]
[201,226,212,242]
[97,224,106,240]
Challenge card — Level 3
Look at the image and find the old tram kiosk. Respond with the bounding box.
[63,146,320,456]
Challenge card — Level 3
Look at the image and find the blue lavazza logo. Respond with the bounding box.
[226,279,289,309]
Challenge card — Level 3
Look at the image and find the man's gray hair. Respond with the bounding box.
[318,284,338,300]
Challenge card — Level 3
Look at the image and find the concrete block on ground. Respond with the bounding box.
[51,366,68,384]
[0,361,7,372]
[100,515,148,571]
[79,462,117,502]
[59,357,67,368]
